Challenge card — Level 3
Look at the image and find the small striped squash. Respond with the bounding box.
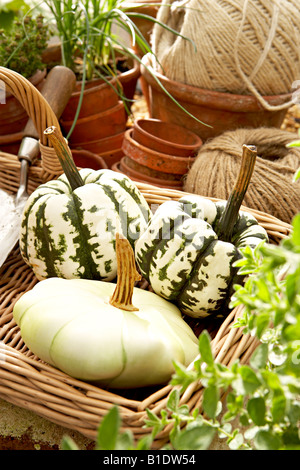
[135,194,268,318]
[20,168,151,281]
[135,145,269,319]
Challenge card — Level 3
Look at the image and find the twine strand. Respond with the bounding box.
[184,128,300,223]
[152,0,300,109]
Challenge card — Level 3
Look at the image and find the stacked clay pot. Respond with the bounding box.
[0,70,46,155]
[115,118,202,189]
[60,59,140,169]
[140,53,292,142]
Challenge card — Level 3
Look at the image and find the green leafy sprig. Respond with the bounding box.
[62,214,300,451]
[0,13,49,78]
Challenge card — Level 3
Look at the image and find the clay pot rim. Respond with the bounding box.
[123,128,197,163]
[141,53,292,112]
[72,50,140,96]
[120,156,183,186]
[96,147,124,158]
[60,101,125,126]
[0,131,24,144]
[134,118,202,152]
[114,160,183,189]
[118,58,140,81]
[71,130,126,149]
[71,149,108,169]
[72,75,119,97]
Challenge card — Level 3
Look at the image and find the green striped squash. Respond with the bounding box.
[20,168,151,281]
[135,194,268,318]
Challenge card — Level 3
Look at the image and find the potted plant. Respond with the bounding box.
[141,52,294,143]
[0,13,49,152]
[42,0,194,167]
[140,0,299,142]
[41,0,154,165]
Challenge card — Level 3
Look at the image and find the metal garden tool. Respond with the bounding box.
[0,65,76,267]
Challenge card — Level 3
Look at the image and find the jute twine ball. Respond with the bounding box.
[184,128,300,224]
[152,0,300,110]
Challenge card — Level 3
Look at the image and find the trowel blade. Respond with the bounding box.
[0,189,27,267]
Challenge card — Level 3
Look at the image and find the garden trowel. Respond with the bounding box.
[0,65,76,267]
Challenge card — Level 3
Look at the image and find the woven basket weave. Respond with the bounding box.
[0,67,292,449]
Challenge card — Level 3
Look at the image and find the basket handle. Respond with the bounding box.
[0,66,76,175]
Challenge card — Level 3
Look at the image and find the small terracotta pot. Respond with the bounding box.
[61,54,140,123]
[114,158,183,190]
[0,131,23,155]
[70,131,126,155]
[71,149,108,170]
[118,58,141,106]
[122,128,196,175]
[0,69,46,136]
[60,76,120,122]
[123,155,182,182]
[61,101,127,145]
[133,118,202,157]
[123,0,161,57]
[140,53,292,141]
[95,147,124,169]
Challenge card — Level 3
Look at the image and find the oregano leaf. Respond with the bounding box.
[203,385,219,419]
[247,397,266,426]
[250,343,268,369]
[199,330,214,365]
[96,406,120,450]
[173,424,216,450]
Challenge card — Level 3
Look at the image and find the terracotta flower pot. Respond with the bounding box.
[60,101,127,145]
[60,76,120,122]
[60,51,140,122]
[123,1,162,57]
[71,149,108,170]
[60,55,139,153]
[0,69,46,136]
[113,158,183,190]
[70,131,126,155]
[133,118,202,157]
[95,147,124,169]
[140,53,292,142]
[123,155,182,182]
[117,57,140,107]
[0,131,23,155]
[122,128,196,175]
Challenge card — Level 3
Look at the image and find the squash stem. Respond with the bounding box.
[109,233,141,311]
[216,144,257,242]
[44,126,84,191]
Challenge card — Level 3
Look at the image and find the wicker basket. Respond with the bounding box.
[0,67,292,449]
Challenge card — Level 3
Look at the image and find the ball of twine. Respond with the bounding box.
[152,0,300,110]
[183,127,300,223]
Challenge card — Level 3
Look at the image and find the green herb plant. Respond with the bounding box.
[41,0,207,129]
[44,0,187,81]
[62,206,300,451]
[0,0,30,31]
[0,13,49,78]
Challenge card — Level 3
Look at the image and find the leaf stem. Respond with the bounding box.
[44,126,84,191]
[216,144,257,242]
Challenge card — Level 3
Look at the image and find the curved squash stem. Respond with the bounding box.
[44,126,84,191]
[110,233,141,311]
[216,144,257,242]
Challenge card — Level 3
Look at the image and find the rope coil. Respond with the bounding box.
[152,0,300,110]
[184,127,300,223]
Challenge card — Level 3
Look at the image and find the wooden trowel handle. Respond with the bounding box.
[23,65,76,140]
